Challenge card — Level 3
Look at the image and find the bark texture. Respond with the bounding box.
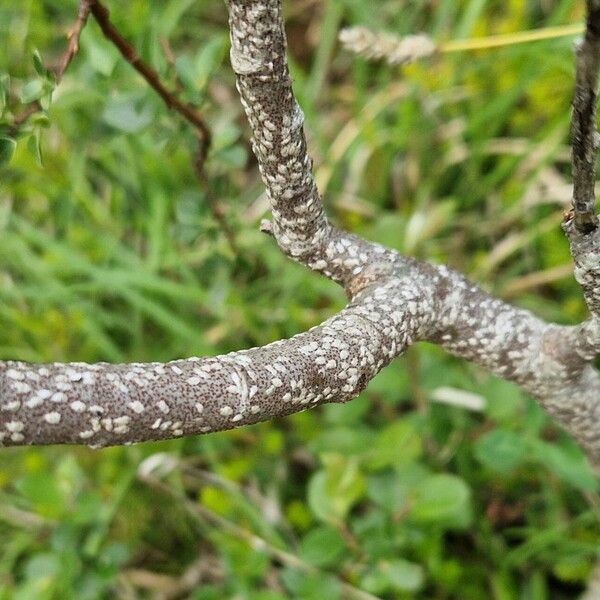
[1,0,600,487]
[572,0,600,233]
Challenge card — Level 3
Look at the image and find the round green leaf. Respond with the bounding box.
[411,474,472,529]
[474,429,527,473]
[299,526,346,567]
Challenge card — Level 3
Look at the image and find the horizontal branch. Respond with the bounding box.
[2,0,600,488]
[0,268,426,447]
[2,253,600,468]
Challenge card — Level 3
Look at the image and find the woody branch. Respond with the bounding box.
[1,0,600,484]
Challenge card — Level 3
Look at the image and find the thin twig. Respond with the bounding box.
[570,0,600,233]
[89,0,211,168]
[193,138,240,256]
[159,35,238,254]
[55,0,94,80]
[89,1,232,246]
[10,0,93,132]
[12,0,212,171]
[10,104,41,130]
[11,0,231,248]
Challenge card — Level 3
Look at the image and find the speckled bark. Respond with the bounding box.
[0,271,433,447]
[2,0,600,488]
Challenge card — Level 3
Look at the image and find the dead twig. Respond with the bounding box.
[11,0,211,172]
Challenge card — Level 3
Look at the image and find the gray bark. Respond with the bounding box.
[1,1,600,482]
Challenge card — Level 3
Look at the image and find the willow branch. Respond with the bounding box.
[11,0,212,168]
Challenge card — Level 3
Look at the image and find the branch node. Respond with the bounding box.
[259,219,274,236]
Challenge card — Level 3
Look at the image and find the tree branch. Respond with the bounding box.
[11,0,212,171]
[1,0,600,487]
[570,0,600,233]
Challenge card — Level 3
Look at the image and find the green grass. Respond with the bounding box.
[0,0,599,598]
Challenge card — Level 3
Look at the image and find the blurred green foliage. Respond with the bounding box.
[1,0,599,598]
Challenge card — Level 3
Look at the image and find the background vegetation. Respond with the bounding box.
[1,0,599,598]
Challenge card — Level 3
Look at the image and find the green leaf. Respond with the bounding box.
[0,136,16,166]
[483,377,525,421]
[20,79,44,104]
[553,556,590,583]
[299,526,346,567]
[382,559,425,592]
[27,131,43,167]
[474,429,527,473]
[32,50,46,77]
[529,439,598,491]
[175,36,227,93]
[16,471,63,518]
[362,559,425,594]
[82,28,119,76]
[102,97,154,133]
[0,73,9,112]
[24,553,60,580]
[411,474,472,529]
[364,419,422,470]
[155,0,196,37]
[366,361,410,404]
[281,568,341,600]
[366,473,408,513]
[308,454,365,523]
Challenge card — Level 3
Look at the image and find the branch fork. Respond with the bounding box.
[2,0,600,478]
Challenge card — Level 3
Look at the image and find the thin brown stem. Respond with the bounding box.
[10,104,41,130]
[10,0,232,252]
[55,0,94,81]
[9,0,93,132]
[89,0,211,168]
[11,0,212,174]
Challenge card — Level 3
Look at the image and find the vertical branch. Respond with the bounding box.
[565,2,600,360]
[571,0,600,233]
[227,0,330,260]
